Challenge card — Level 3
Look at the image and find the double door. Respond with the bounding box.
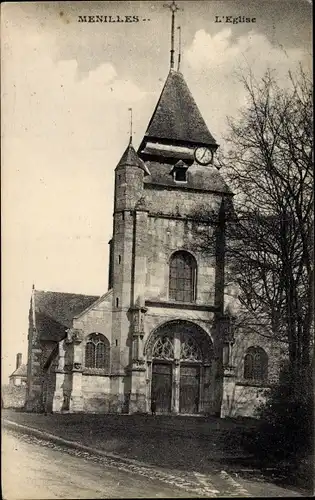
[151,362,200,414]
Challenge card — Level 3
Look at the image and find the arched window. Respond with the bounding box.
[169,251,196,302]
[244,347,268,382]
[85,333,110,371]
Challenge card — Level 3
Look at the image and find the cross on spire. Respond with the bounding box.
[164,1,182,70]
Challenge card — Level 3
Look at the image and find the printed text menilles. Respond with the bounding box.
[78,15,145,23]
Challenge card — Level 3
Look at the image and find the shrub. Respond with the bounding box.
[242,369,313,463]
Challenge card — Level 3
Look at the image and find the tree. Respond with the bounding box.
[218,67,313,397]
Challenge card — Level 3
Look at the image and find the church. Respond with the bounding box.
[25,4,281,417]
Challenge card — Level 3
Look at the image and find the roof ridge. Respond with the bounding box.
[34,289,99,298]
[73,289,113,320]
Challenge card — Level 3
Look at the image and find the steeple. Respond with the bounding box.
[177,26,181,72]
[138,1,218,158]
[116,139,150,175]
[139,70,218,153]
[128,107,133,145]
[164,1,180,70]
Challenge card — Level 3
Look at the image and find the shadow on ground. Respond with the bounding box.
[219,425,314,496]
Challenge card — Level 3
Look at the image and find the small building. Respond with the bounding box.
[2,353,28,409]
[9,353,27,387]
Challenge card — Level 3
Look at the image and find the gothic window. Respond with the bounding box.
[244,347,268,382]
[169,251,196,302]
[85,333,110,370]
[152,336,174,360]
[180,335,202,362]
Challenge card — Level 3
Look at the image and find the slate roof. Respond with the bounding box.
[116,140,150,174]
[144,161,233,194]
[32,290,99,342]
[141,70,218,147]
[9,364,27,378]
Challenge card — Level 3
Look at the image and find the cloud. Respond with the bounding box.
[184,28,308,139]
[2,18,159,379]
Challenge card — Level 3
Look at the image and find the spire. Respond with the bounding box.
[140,70,218,148]
[116,141,150,175]
[177,26,181,72]
[164,1,181,70]
[128,107,133,144]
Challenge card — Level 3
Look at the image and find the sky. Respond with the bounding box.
[1,0,312,382]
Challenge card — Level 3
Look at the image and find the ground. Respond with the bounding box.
[2,431,192,499]
[2,410,310,498]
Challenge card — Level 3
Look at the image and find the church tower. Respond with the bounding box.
[23,2,281,418]
[108,1,234,415]
[109,137,150,412]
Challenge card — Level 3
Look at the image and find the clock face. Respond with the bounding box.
[194,146,213,165]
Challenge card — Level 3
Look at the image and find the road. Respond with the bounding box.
[1,431,191,499]
[2,429,303,499]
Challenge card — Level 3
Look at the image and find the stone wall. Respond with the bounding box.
[25,301,43,412]
[73,292,113,343]
[232,329,281,383]
[221,326,281,417]
[82,374,111,412]
[145,216,216,305]
[144,185,222,218]
[222,381,270,417]
[2,384,26,408]
[43,356,58,412]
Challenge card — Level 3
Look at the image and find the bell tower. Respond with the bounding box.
[108,1,234,416]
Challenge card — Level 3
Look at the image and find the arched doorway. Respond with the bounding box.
[145,321,213,414]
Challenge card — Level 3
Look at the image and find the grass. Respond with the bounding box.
[2,409,257,473]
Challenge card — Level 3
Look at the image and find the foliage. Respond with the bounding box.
[217,66,313,395]
[240,373,313,491]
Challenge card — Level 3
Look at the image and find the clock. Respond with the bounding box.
[194,146,213,166]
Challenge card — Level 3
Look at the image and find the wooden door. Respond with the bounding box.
[151,362,172,413]
[179,364,200,414]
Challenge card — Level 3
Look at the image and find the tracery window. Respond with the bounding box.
[152,336,174,360]
[180,335,202,362]
[85,333,110,370]
[244,346,268,382]
[169,251,196,302]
